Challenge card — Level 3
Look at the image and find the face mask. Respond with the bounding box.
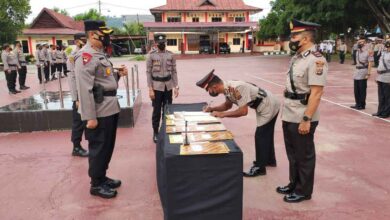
[157,43,166,51]
[94,33,111,47]
[208,91,219,97]
[289,40,301,52]
[358,44,364,49]
[385,42,390,48]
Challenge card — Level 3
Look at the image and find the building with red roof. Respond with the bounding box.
[144,0,262,54]
[17,8,84,55]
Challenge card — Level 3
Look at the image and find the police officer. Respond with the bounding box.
[14,42,30,90]
[350,37,374,110]
[372,40,390,118]
[42,43,51,81]
[35,44,45,84]
[1,44,21,94]
[55,45,64,78]
[75,20,128,199]
[276,19,328,203]
[352,40,358,65]
[146,33,179,143]
[49,45,58,80]
[197,70,280,176]
[67,33,88,157]
[338,41,347,64]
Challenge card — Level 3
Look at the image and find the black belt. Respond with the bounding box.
[284,90,309,100]
[378,70,390,74]
[152,75,171,82]
[8,64,17,67]
[103,91,117,96]
[39,60,45,62]
[356,66,368,69]
[20,61,26,63]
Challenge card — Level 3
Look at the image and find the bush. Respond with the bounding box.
[133,55,146,61]
[25,54,35,63]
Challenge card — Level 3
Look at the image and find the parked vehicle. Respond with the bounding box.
[219,42,231,54]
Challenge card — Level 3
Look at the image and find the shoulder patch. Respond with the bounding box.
[313,51,323,57]
[82,53,92,65]
[315,60,325,75]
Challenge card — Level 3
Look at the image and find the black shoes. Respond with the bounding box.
[9,90,17,95]
[243,162,266,177]
[350,105,365,110]
[72,146,89,157]
[276,185,294,195]
[51,77,57,81]
[283,193,311,203]
[104,177,122,189]
[153,132,158,143]
[90,184,117,199]
[20,86,30,90]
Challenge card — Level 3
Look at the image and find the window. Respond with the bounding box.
[21,40,29,53]
[167,39,177,46]
[211,17,222,22]
[233,38,241,45]
[167,17,181,22]
[192,17,199,22]
[235,17,245,22]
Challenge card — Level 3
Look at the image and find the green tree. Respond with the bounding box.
[364,0,390,33]
[0,0,31,44]
[53,7,69,16]
[111,26,127,35]
[73,9,105,21]
[123,22,146,36]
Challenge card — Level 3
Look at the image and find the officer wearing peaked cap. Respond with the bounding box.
[75,20,128,199]
[197,69,280,177]
[276,19,328,203]
[146,33,179,143]
[67,33,88,158]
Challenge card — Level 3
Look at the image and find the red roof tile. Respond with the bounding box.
[23,28,83,35]
[23,8,84,35]
[151,0,262,12]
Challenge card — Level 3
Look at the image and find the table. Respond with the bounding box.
[156,103,243,220]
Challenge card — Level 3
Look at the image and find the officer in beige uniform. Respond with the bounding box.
[351,37,374,110]
[75,20,128,199]
[338,41,347,64]
[14,42,30,90]
[146,33,179,143]
[373,40,390,118]
[276,19,328,203]
[35,44,45,83]
[1,44,21,94]
[55,45,65,78]
[42,43,51,81]
[67,33,88,157]
[49,45,58,80]
[197,70,280,177]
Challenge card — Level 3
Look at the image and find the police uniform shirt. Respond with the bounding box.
[377,51,390,83]
[74,42,120,120]
[282,46,328,123]
[146,50,178,91]
[56,50,64,64]
[49,50,56,63]
[339,44,347,52]
[43,47,50,62]
[16,48,26,66]
[35,49,46,65]
[223,80,280,127]
[67,48,80,101]
[1,50,20,71]
[354,47,374,80]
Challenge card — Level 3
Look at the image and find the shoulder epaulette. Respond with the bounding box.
[312,51,323,57]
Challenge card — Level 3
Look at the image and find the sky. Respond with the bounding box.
[27,0,272,22]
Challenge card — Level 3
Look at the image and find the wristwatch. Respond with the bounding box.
[303,115,312,122]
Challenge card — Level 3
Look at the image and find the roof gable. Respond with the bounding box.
[30,8,84,31]
[199,0,216,7]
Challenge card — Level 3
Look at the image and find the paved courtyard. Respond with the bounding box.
[0,55,389,219]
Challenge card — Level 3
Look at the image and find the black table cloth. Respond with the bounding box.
[156,103,243,220]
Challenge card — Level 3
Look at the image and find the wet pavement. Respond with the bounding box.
[0,55,390,219]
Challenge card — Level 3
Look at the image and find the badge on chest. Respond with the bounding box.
[105,67,111,76]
